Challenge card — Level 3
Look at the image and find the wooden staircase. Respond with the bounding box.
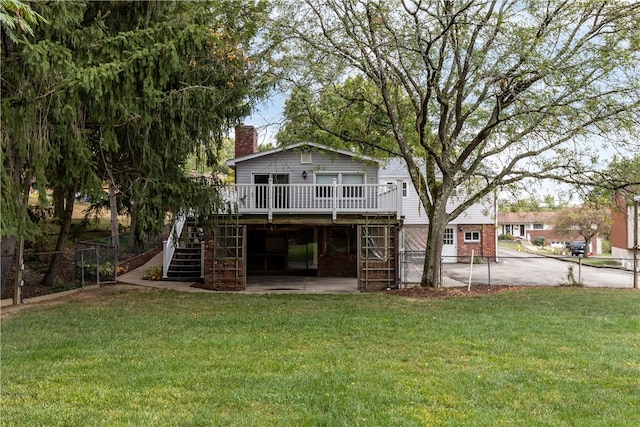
[165,218,204,281]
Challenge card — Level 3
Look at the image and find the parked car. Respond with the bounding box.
[568,241,585,256]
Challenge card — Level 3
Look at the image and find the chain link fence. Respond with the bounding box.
[2,247,111,302]
[2,232,165,304]
[400,251,638,288]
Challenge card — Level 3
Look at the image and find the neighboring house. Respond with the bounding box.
[497,211,600,254]
[498,211,561,245]
[380,159,497,262]
[611,192,639,263]
[200,125,403,291]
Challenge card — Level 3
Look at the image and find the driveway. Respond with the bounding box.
[447,248,635,288]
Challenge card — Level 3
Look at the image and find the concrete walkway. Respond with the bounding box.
[116,252,359,294]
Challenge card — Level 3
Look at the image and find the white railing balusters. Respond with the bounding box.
[218,183,400,216]
[163,214,187,279]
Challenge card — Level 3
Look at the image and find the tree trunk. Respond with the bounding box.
[41,186,76,287]
[420,193,452,288]
[127,201,138,251]
[1,236,17,290]
[422,218,446,288]
[108,177,119,247]
[12,173,32,303]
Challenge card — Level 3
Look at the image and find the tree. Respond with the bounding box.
[2,1,272,287]
[552,205,610,253]
[277,76,399,157]
[586,155,640,206]
[273,0,640,287]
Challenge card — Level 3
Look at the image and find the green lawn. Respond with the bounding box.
[2,287,639,426]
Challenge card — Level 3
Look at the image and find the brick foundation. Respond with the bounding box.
[318,254,357,277]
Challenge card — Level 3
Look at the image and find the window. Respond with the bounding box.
[315,173,364,198]
[341,173,364,198]
[316,174,337,198]
[301,151,311,164]
[385,181,407,197]
[464,231,481,242]
[533,223,544,230]
[443,228,454,245]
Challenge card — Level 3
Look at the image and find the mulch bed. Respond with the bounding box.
[386,285,528,299]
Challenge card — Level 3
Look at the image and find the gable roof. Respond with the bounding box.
[379,158,426,177]
[226,142,382,167]
[498,211,558,224]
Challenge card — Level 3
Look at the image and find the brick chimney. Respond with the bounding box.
[234,124,258,158]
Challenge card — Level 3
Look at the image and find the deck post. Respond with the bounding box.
[268,177,273,222]
[332,177,338,221]
[396,179,403,219]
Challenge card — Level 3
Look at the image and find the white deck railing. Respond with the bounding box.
[162,214,186,279]
[220,179,403,221]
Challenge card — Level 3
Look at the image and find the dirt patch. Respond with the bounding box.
[1,284,144,319]
[386,285,529,299]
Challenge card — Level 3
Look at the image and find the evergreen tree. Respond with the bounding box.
[2,1,272,287]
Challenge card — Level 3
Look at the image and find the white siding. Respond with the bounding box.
[234,146,378,185]
[379,176,494,225]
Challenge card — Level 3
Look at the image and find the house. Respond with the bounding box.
[199,125,403,292]
[163,125,499,290]
[611,192,639,264]
[498,211,564,247]
[380,159,497,262]
[497,211,600,254]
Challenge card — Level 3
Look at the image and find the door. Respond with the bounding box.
[442,226,457,262]
[254,174,289,209]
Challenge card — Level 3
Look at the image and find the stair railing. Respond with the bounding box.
[163,215,187,279]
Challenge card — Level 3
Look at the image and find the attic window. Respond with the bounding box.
[301,151,311,164]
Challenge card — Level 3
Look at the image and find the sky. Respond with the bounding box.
[245,92,287,146]
[241,92,607,207]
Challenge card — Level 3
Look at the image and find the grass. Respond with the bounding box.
[2,287,639,426]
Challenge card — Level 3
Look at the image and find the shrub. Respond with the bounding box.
[80,262,114,280]
[533,236,545,247]
[498,233,513,240]
[143,265,163,281]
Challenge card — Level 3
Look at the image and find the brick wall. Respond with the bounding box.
[318,254,357,277]
[316,227,358,276]
[611,193,629,249]
[202,230,245,291]
[456,224,496,260]
[359,260,394,291]
[234,124,258,158]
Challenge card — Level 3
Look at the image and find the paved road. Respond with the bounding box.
[444,248,636,288]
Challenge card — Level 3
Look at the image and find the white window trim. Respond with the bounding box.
[301,151,312,164]
[315,172,366,199]
[464,231,481,242]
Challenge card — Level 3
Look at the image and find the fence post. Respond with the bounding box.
[468,249,474,291]
[96,247,100,287]
[113,244,119,283]
[578,256,582,284]
[81,249,85,287]
[487,255,491,287]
